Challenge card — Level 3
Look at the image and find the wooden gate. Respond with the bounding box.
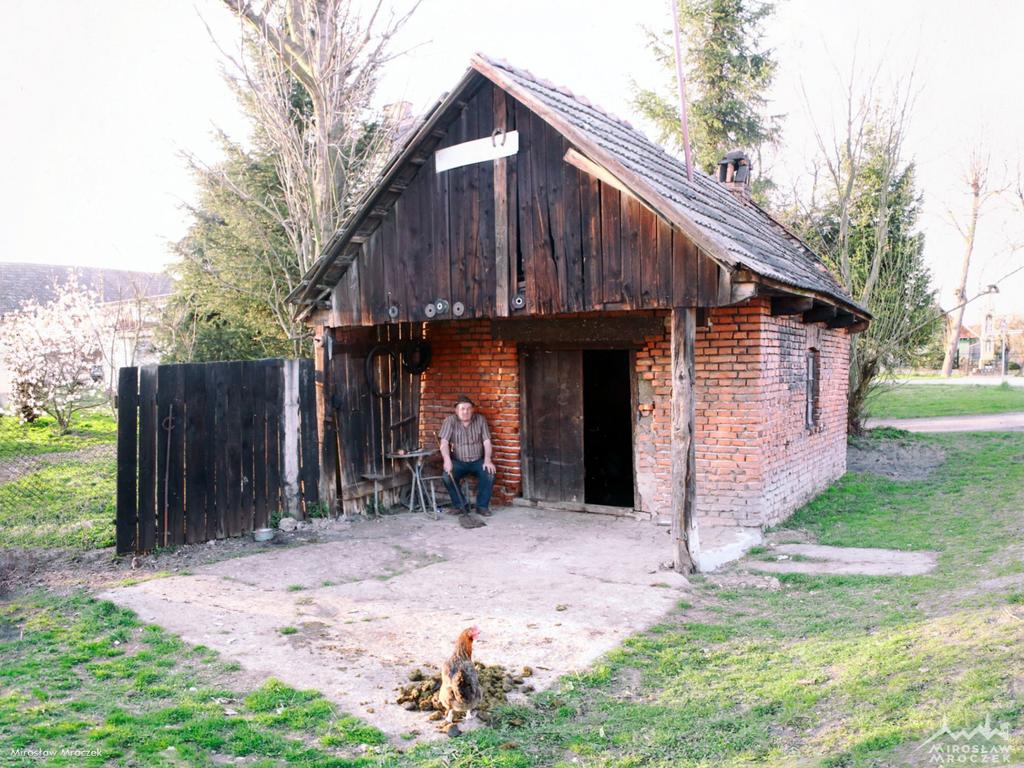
[520,347,584,502]
[116,359,320,554]
[325,323,423,516]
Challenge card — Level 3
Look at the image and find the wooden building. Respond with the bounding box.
[289,55,869,571]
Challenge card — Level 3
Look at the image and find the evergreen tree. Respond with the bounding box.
[159,137,300,362]
[633,0,780,184]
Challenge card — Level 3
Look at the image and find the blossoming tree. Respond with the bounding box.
[0,278,113,432]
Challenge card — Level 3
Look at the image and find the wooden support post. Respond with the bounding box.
[116,366,139,555]
[670,307,697,573]
[316,327,339,514]
[282,359,303,520]
[494,86,510,317]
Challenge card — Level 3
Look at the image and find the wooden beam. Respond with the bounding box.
[730,281,760,304]
[847,319,870,334]
[491,315,666,344]
[771,296,815,316]
[563,148,658,217]
[494,85,510,317]
[316,328,339,515]
[670,307,697,574]
[827,312,859,329]
[803,303,837,324]
[564,148,632,197]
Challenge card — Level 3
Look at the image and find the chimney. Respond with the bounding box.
[383,101,416,141]
[717,150,753,201]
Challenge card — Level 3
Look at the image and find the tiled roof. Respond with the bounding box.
[0,263,172,316]
[475,55,863,314]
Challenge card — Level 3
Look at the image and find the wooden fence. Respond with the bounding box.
[116,359,320,554]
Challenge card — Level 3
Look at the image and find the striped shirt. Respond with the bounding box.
[439,413,491,462]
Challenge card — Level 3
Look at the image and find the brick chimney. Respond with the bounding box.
[383,101,416,142]
[717,150,753,201]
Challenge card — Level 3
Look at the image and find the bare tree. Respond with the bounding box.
[802,62,915,303]
[94,278,166,413]
[941,150,1001,377]
[186,0,419,353]
[797,62,927,431]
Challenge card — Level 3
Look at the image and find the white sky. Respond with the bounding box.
[2,0,1022,323]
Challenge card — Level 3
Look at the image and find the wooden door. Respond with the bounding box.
[521,348,584,502]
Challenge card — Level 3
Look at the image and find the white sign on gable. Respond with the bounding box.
[434,130,519,173]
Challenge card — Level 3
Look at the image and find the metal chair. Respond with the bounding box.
[360,472,389,517]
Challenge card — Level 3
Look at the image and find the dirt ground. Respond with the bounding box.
[0,516,362,594]
[746,543,938,576]
[847,434,946,481]
[97,507,690,742]
[865,412,1024,433]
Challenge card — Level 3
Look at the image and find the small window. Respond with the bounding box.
[806,348,821,429]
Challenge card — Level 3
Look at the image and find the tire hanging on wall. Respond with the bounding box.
[365,345,399,398]
[401,340,432,375]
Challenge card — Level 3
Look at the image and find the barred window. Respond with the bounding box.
[806,348,821,429]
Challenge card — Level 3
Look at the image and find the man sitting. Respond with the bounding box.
[439,395,496,518]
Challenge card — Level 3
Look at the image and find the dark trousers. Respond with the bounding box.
[442,458,495,511]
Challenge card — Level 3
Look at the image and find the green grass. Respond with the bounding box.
[2,432,1023,766]
[866,382,1024,419]
[0,593,390,767]
[0,458,116,550]
[0,409,117,551]
[0,412,117,460]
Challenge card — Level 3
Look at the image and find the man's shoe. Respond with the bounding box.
[477,507,492,517]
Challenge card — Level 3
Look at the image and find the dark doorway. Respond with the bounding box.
[583,350,634,507]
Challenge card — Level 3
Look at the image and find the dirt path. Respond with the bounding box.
[98,506,690,742]
[865,412,1024,433]
[745,543,938,577]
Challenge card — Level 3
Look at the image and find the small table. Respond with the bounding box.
[386,449,438,519]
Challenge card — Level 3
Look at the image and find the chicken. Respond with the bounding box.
[438,626,482,724]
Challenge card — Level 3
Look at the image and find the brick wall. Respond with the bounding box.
[758,310,849,526]
[417,320,522,503]
[633,299,849,528]
[408,301,847,525]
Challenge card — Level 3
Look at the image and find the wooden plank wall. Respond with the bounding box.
[330,81,730,327]
[115,359,321,554]
[326,323,423,516]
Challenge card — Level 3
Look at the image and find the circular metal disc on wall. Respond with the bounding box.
[511,293,526,310]
[387,304,400,319]
[435,299,450,314]
[424,303,437,318]
[452,301,465,317]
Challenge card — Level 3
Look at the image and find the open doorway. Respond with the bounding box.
[583,350,634,507]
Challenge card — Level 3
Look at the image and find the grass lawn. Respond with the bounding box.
[0,458,117,550]
[2,432,1023,766]
[0,410,118,550]
[866,382,1024,419]
[0,412,117,460]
